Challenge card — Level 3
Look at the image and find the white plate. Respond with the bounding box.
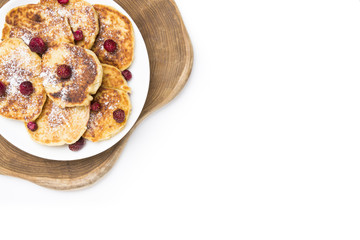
[0,0,150,160]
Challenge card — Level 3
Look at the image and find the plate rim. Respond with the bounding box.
[0,0,150,161]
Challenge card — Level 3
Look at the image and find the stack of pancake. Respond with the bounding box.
[0,0,134,150]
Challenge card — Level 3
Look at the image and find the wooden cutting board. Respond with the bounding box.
[0,0,193,190]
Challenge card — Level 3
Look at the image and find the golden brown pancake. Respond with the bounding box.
[101,64,131,93]
[83,87,131,142]
[39,0,99,49]
[0,38,46,122]
[41,43,103,108]
[2,4,74,47]
[26,98,89,146]
[92,5,134,71]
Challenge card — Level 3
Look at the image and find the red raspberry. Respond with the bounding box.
[69,137,86,152]
[104,39,117,52]
[122,70,132,81]
[19,81,34,96]
[73,30,84,41]
[27,122,38,131]
[29,37,47,54]
[0,81,6,97]
[113,109,125,123]
[90,101,101,112]
[57,65,72,79]
[58,0,69,4]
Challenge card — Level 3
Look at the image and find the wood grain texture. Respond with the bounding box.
[0,0,193,190]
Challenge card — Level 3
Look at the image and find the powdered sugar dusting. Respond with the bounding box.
[41,43,99,107]
[40,1,98,48]
[17,30,33,45]
[6,4,74,47]
[47,101,70,128]
[0,40,44,121]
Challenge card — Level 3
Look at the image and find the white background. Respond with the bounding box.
[1,0,360,239]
